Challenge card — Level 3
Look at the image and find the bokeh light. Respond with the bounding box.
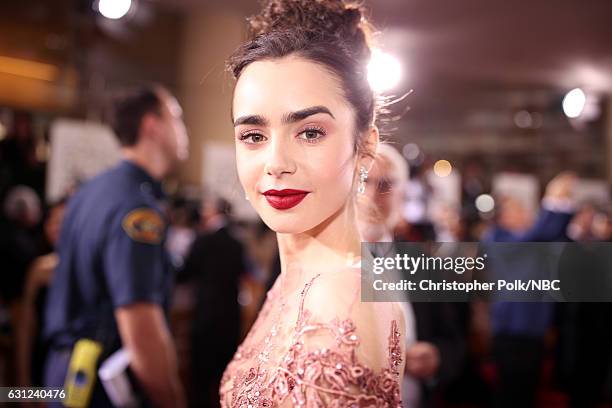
[433,160,452,177]
[402,143,420,161]
[475,194,495,213]
[514,110,533,129]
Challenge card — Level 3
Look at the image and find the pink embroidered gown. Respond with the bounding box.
[220,265,406,407]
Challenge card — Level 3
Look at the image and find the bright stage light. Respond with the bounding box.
[367,50,402,93]
[98,0,132,20]
[562,88,586,118]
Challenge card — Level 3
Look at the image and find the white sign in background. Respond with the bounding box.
[46,119,121,203]
[203,142,258,221]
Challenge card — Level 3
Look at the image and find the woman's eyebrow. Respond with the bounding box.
[282,106,335,124]
[233,106,334,127]
[233,114,269,127]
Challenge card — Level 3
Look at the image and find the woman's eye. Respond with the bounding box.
[239,133,267,144]
[297,128,325,143]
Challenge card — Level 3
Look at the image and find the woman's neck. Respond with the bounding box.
[276,199,362,290]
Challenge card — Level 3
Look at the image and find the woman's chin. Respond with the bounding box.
[259,214,314,235]
[265,221,308,234]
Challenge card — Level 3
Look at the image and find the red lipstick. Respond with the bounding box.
[263,189,309,210]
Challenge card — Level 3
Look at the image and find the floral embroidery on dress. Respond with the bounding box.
[220,274,403,407]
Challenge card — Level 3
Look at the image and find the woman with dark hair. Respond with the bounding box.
[219,1,407,406]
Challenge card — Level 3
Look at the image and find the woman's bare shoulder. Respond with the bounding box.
[302,267,404,318]
[297,269,406,372]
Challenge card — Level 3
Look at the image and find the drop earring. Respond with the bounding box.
[358,165,368,194]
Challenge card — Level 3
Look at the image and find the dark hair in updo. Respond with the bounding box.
[227,0,378,153]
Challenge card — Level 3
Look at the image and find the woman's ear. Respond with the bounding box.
[360,126,379,170]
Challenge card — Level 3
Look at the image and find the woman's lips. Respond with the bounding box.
[263,189,309,210]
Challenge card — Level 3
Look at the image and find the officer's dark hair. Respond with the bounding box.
[111,85,164,147]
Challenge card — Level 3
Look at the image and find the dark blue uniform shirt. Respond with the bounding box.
[43,160,173,350]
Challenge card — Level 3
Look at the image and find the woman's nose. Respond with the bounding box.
[264,136,296,177]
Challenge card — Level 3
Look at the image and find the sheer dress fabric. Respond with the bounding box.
[220,267,406,408]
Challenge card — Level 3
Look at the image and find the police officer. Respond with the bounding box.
[43,85,189,407]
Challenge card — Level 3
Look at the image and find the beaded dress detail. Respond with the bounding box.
[220,272,404,407]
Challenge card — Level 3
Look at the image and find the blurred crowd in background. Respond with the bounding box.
[1,107,611,407]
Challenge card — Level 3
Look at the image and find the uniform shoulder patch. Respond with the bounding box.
[121,208,165,244]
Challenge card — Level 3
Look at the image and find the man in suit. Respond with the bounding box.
[182,196,249,408]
